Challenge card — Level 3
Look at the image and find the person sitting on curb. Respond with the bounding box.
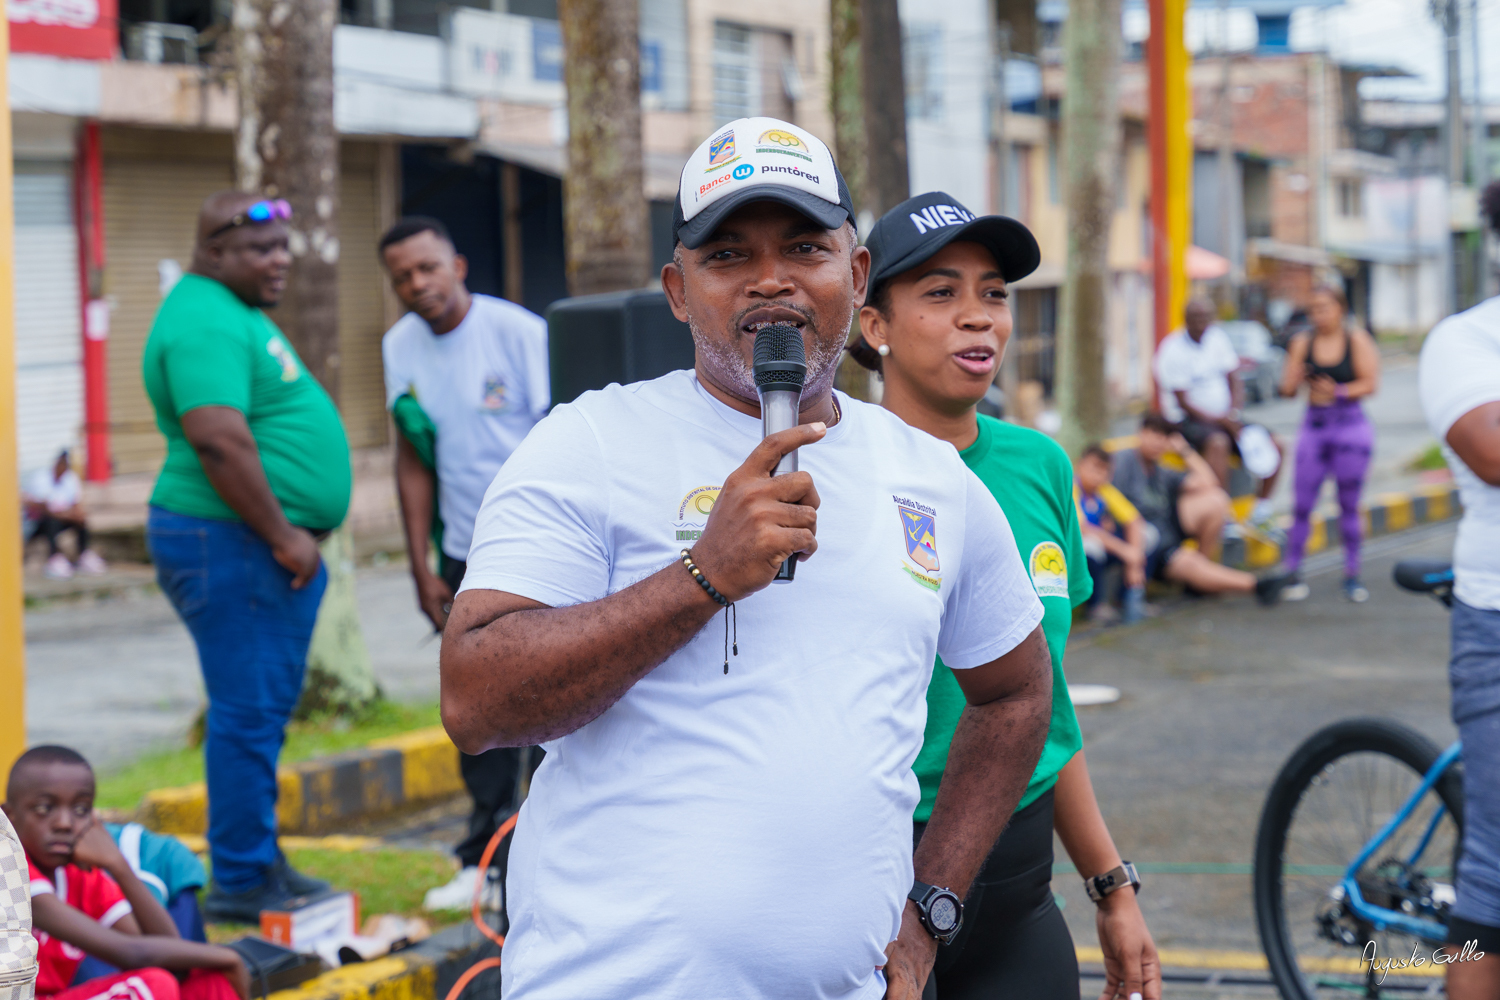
[1074,444,1150,625]
[24,451,106,581]
[1112,414,1292,604]
[2,746,249,1000]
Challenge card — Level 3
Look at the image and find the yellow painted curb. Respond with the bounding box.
[268,956,432,1000]
[140,729,463,836]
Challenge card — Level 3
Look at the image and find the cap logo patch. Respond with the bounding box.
[910,204,975,235]
[757,128,814,162]
[708,130,736,166]
[697,172,734,200]
[732,163,754,179]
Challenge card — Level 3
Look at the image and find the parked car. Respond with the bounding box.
[1219,320,1285,404]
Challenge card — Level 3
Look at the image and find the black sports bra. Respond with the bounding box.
[1306,331,1355,384]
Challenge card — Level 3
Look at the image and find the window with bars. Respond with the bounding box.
[714,22,756,123]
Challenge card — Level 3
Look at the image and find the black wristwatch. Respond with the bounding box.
[1084,862,1142,903]
[908,880,963,945]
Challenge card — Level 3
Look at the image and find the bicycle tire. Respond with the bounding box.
[1254,718,1464,1000]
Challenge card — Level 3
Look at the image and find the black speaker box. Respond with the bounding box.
[545,289,695,407]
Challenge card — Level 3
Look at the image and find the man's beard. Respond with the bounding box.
[686,301,853,404]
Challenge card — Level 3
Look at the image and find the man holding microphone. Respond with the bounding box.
[441,118,1053,999]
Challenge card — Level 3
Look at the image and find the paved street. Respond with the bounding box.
[24,566,442,768]
[1055,520,1457,994]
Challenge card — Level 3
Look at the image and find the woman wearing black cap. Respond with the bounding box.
[852,192,1160,1000]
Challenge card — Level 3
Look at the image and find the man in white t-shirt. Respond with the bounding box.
[1155,299,1281,514]
[23,450,105,580]
[1419,192,1500,997]
[441,117,1053,1000]
[379,216,549,913]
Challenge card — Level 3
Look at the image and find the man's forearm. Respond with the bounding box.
[394,438,437,577]
[442,562,723,751]
[195,435,298,544]
[914,629,1052,897]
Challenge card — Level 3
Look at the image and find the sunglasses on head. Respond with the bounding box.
[209,199,292,238]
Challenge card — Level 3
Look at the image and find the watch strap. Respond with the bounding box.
[1085,861,1141,903]
[908,880,963,944]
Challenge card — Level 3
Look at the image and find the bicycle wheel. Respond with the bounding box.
[1254,718,1464,1000]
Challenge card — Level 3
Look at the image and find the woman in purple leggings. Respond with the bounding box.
[1279,285,1382,602]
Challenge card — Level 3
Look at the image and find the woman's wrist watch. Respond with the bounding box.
[1084,862,1142,904]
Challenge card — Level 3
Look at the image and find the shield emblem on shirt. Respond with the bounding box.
[897,504,941,574]
[482,376,506,410]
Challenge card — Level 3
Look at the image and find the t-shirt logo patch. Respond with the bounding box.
[1029,541,1069,599]
[894,496,941,591]
[266,337,300,383]
[481,376,507,411]
[674,485,720,543]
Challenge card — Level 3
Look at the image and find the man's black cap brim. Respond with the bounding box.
[676,186,850,250]
[872,215,1041,286]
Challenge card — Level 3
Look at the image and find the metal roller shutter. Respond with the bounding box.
[101,128,234,475]
[336,142,389,450]
[14,160,83,480]
[102,129,390,474]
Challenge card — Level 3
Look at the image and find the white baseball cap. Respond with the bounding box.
[672,117,856,249]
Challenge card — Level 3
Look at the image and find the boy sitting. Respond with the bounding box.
[3,746,248,1000]
[1074,444,1150,624]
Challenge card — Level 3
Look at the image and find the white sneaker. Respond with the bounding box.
[44,553,73,580]
[422,866,502,912]
[77,549,107,575]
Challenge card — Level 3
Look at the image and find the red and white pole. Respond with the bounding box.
[75,120,110,481]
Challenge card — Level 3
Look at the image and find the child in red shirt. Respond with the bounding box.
[3,746,248,1000]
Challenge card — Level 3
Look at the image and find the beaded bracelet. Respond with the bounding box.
[681,549,730,606]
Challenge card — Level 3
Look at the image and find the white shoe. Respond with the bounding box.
[422,866,502,912]
[77,549,107,575]
[44,553,73,579]
[1282,582,1310,602]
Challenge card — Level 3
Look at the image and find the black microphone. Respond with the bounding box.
[753,324,808,583]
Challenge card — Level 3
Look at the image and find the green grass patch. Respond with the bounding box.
[95,700,442,811]
[1408,442,1449,473]
[285,847,460,918]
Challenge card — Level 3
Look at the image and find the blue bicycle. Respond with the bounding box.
[1254,560,1464,999]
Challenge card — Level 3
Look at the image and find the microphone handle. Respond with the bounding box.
[759,387,802,583]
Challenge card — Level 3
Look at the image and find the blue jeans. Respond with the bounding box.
[1450,597,1500,936]
[147,507,327,893]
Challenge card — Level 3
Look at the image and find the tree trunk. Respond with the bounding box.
[829,0,876,403]
[858,0,910,217]
[1055,0,1123,455]
[232,0,342,398]
[558,0,651,297]
[233,0,376,718]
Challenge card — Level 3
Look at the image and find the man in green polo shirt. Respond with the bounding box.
[142,191,351,922]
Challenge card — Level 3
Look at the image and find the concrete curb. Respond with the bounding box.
[1223,482,1460,570]
[140,727,464,836]
[266,923,498,1000]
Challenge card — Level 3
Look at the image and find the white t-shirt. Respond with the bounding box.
[382,294,549,561]
[1155,325,1240,423]
[460,370,1044,1000]
[1420,296,1500,611]
[24,467,81,514]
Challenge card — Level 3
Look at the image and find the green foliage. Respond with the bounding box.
[1408,443,1449,473]
[95,700,442,811]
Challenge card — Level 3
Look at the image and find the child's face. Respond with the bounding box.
[1076,454,1112,493]
[3,762,96,869]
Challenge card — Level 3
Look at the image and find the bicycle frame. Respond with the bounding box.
[1337,740,1462,943]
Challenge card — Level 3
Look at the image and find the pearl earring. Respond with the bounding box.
[877,344,891,357]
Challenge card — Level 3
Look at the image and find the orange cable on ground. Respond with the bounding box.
[442,811,518,1000]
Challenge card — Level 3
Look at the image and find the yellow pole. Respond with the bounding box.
[0,16,26,776]
[1148,0,1192,345]
[1164,0,1191,329]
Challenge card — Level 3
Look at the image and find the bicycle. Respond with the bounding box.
[1253,559,1464,999]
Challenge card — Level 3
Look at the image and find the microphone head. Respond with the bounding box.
[752,324,808,391]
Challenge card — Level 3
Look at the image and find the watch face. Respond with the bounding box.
[929,894,959,933]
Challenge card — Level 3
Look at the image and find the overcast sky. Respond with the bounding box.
[1126,0,1496,102]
